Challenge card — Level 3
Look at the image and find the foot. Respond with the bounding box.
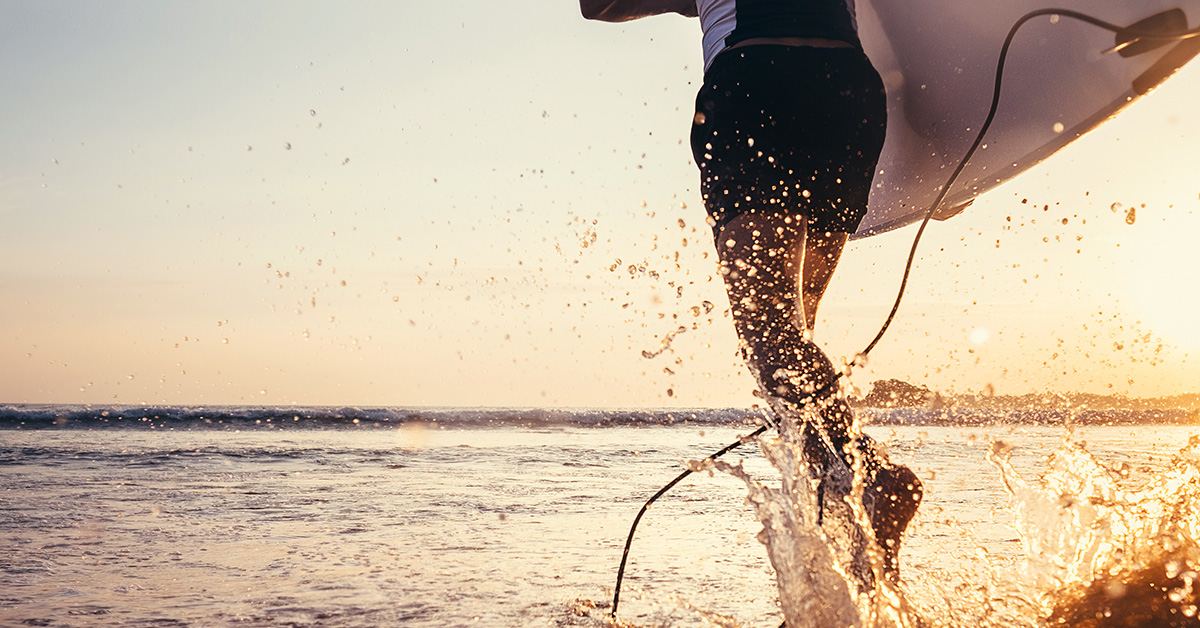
[867,462,922,581]
[801,425,922,582]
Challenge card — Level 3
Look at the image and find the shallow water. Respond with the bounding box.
[1,420,1195,627]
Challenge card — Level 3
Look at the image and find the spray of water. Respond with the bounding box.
[704,407,918,628]
[991,433,1200,627]
[688,423,1200,628]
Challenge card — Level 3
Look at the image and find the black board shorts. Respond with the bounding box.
[690,45,887,239]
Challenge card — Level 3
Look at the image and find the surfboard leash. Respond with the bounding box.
[609,422,771,616]
[610,8,1200,622]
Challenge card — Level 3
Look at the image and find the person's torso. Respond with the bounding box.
[697,0,861,71]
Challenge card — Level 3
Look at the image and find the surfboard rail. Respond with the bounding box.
[853,2,1200,239]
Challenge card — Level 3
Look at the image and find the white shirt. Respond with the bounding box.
[696,0,860,71]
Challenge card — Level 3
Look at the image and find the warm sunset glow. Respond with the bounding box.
[1,3,1199,405]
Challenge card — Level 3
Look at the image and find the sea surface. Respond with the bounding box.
[2,405,1198,627]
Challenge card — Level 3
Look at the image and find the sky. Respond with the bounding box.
[2,1,1200,408]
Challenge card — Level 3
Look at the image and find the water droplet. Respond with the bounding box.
[284,142,292,150]
[693,112,706,125]
[1053,122,1065,133]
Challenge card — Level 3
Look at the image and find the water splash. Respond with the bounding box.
[693,419,1200,628]
[705,410,917,628]
[991,433,1200,626]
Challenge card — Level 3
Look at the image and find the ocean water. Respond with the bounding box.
[2,405,1198,627]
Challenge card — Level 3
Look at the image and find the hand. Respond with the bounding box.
[581,0,697,21]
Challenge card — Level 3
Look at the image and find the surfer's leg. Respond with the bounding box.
[715,211,858,449]
[715,210,806,341]
[866,454,923,580]
[799,229,848,332]
[715,210,836,400]
[696,42,920,581]
[717,208,921,581]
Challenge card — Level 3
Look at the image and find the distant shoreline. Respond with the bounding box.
[1,399,1198,429]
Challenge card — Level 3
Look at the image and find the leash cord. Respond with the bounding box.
[610,424,770,615]
[610,8,1198,620]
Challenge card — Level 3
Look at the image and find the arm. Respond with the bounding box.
[580,0,697,22]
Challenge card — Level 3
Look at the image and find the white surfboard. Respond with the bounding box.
[853,1,1200,238]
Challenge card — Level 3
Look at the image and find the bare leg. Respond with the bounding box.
[716,211,806,345]
[800,230,848,332]
[716,211,920,581]
[716,211,850,449]
[716,215,849,336]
